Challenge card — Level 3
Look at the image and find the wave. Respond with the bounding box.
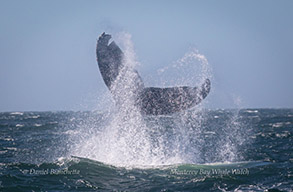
[1,156,282,191]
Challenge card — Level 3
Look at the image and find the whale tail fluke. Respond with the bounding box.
[96,32,211,115]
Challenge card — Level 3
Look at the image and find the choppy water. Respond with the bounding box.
[1,33,292,191]
[0,109,292,191]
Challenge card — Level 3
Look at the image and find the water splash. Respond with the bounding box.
[71,33,154,166]
[70,32,247,166]
[157,49,211,87]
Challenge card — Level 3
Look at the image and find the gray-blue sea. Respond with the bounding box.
[0,109,292,191]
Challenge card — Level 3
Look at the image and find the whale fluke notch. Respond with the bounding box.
[96,32,211,115]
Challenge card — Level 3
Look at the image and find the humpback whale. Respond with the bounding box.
[96,32,211,115]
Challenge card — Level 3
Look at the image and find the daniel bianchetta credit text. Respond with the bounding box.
[21,168,80,175]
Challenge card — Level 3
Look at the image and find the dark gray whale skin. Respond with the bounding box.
[96,32,211,115]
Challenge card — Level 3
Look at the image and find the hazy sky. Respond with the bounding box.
[1,0,293,111]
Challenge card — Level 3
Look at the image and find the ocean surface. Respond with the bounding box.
[0,109,292,191]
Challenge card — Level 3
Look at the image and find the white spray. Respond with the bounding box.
[70,33,246,167]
